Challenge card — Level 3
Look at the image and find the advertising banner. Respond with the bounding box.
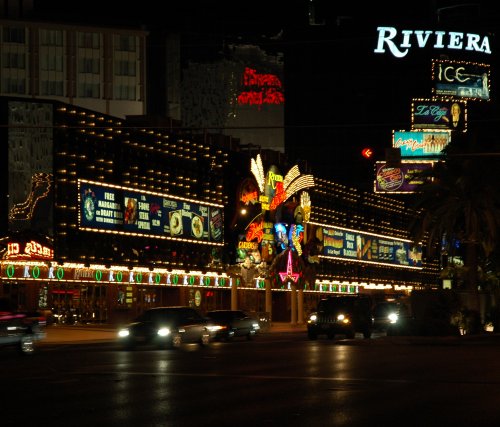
[393,130,450,157]
[322,226,422,268]
[432,59,490,101]
[79,180,223,243]
[411,99,467,132]
[374,161,434,193]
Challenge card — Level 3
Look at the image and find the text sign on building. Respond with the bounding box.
[393,130,451,157]
[432,59,490,101]
[411,98,467,132]
[79,180,223,243]
[374,27,492,58]
[374,161,434,193]
[322,226,422,268]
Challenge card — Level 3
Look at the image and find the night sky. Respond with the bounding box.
[30,1,500,189]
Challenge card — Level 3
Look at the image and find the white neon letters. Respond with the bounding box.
[374,26,491,58]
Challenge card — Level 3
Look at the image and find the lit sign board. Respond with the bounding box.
[0,263,232,288]
[237,67,284,107]
[5,240,53,260]
[374,27,492,58]
[411,98,467,132]
[374,161,435,193]
[393,130,450,157]
[322,226,422,268]
[79,180,223,243]
[432,59,490,101]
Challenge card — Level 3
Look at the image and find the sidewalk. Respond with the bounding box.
[40,322,306,345]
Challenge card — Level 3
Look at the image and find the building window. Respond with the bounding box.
[115,35,136,52]
[78,32,100,49]
[114,60,136,76]
[114,85,136,100]
[40,54,63,71]
[78,83,99,98]
[40,29,63,46]
[79,58,100,74]
[41,80,64,96]
[2,77,26,94]
[3,27,25,44]
[1,52,25,69]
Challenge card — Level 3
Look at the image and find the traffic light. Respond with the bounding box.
[361,147,373,159]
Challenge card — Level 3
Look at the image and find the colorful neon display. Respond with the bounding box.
[79,180,223,243]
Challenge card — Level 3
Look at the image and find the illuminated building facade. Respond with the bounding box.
[0,96,230,324]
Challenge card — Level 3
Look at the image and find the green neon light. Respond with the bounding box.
[56,267,64,280]
[189,276,195,285]
[32,266,40,279]
[6,265,14,278]
[204,276,210,286]
[135,272,142,283]
[155,273,161,284]
[172,274,179,285]
[220,277,226,286]
[116,271,123,282]
[95,270,102,281]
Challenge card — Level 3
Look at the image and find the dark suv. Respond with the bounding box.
[117,306,212,349]
[307,295,373,340]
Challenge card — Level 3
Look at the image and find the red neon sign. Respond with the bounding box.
[237,67,284,108]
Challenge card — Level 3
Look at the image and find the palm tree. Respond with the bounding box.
[409,151,500,291]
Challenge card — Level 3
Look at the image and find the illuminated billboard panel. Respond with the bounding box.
[79,180,223,243]
[374,161,435,194]
[411,98,467,132]
[393,130,450,157]
[432,59,490,101]
[322,226,422,268]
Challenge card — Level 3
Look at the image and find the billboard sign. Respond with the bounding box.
[375,161,435,193]
[411,98,467,132]
[393,130,450,157]
[432,59,490,101]
[322,226,422,268]
[79,180,224,243]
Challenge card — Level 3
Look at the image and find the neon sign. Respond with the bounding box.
[7,240,53,260]
[374,27,491,58]
[237,67,284,108]
[279,251,299,284]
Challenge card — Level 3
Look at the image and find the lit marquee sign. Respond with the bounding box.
[411,98,467,132]
[79,180,224,243]
[374,161,435,194]
[374,27,491,58]
[321,226,422,268]
[432,59,490,101]
[393,130,450,157]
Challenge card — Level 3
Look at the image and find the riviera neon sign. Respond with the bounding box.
[374,26,491,58]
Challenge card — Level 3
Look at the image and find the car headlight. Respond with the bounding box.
[157,327,171,337]
[337,313,350,324]
[388,312,399,323]
[118,329,130,338]
[308,313,317,323]
[252,322,260,330]
[207,325,224,332]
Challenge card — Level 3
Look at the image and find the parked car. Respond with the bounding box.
[0,311,47,354]
[307,295,373,340]
[117,306,212,349]
[206,310,260,341]
[372,301,408,332]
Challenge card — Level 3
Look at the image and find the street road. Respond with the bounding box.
[2,332,500,426]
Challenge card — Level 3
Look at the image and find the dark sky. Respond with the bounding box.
[29,1,500,189]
